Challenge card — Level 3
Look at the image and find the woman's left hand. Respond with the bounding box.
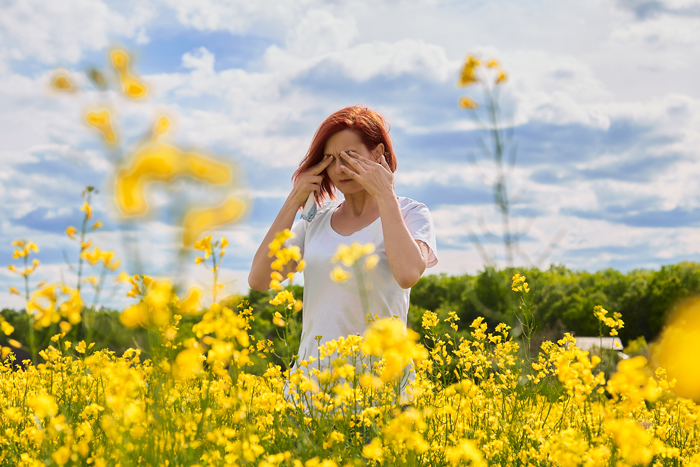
[338,150,395,201]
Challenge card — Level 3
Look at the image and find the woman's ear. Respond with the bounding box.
[372,143,385,160]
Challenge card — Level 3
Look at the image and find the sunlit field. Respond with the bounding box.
[1,49,699,467]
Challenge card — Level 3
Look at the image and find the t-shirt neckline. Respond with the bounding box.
[327,201,381,238]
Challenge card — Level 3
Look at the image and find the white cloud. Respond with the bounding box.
[0,0,156,66]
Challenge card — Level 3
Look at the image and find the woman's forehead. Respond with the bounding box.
[324,129,365,153]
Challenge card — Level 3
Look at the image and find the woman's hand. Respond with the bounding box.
[288,155,334,208]
[338,150,395,201]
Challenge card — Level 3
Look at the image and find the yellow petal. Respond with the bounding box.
[330,267,351,283]
[1,321,14,335]
[153,116,171,138]
[364,254,380,272]
[180,286,203,315]
[459,97,479,110]
[110,49,130,73]
[86,109,117,144]
[52,73,75,91]
[182,197,247,247]
[119,302,149,329]
[173,348,203,380]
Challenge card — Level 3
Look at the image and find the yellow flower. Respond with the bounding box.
[119,302,149,329]
[115,271,131,282]
[496,71,507,84]
[220,237,229,248]
[459,97,479,110]
[422,310,439,329]
[180,287,203,315]
[362,438,384,462]
[273,312,286,327]
[458,55,480,87]
[331,242,375,267]
[86,109,117,144]
[487,60,499,68]
[362,317,426,382]
[651,296,700,401]
[363,254,379,271]
[28,393,58,418]
[59,321,72,333]
[80,200,93,220]
[153,115,171,137]
[65,226,77,239]
[270,271,284,283]
[268,229,294,257]
[9,286,20,295]
[173,348,203,380]
[270,290,295,307]
[52,72,75,91]
[84,276,99,287]
[59,284,83,325]
[194,235,213,258]
[330,267,351,283]
[184,198,246,247]
[8,339,21,348]
[1,320,14,335]
[511,273,528,292]
[110,49,149,99]
[195,256,206,265]
[92,220,103,230]
[52,446,71,465]
[445,439,486,467]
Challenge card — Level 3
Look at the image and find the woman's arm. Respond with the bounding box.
[376,196,428,289]
[337,150,428,289]
[248,155,333,291]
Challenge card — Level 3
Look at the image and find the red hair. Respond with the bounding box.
[292,105,397,205]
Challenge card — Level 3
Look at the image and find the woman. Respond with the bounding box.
[248,105,438,379]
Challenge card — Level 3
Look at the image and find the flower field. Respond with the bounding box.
[1,231,699,466]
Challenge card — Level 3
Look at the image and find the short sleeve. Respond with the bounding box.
[285,218,308,258]
[403,202,439,268]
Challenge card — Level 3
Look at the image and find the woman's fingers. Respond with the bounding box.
[339,151,365,172]
[310,155,334,174]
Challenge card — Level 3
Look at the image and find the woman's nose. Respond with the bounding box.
[333,156,343,173]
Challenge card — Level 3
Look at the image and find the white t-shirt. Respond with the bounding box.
[285,196,438,366]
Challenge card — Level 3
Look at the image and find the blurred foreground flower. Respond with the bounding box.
[86,109,117,144]
[50,70,76,92]
[362,317,426,382]
[27,284,83,328]
[651,296,700,401]
[115,116,248,246]
[110,49,148,99]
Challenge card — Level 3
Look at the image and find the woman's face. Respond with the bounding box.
[323,129,384,194]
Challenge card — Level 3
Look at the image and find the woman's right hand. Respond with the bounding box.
[288,155,334,208]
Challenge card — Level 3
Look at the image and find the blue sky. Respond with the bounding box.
[2,0,700,309]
